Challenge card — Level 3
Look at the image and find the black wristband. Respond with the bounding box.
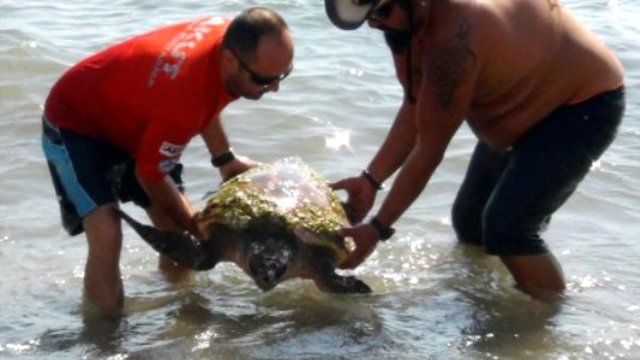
[361,170,383,191]
[370,216,395,241]
[211,150,235,168]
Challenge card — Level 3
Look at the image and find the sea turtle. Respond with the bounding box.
[118,157,371,294]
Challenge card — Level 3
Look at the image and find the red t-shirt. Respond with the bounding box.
[45,16,237,183]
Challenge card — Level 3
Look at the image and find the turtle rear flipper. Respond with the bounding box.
[117,209,219,270]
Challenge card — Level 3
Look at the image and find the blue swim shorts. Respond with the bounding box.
[451,87,625,255]
[41,117,184,236]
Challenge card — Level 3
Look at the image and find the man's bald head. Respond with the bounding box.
[223,7,290,61]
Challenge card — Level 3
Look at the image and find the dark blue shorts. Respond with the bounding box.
[41,117,184,236]
[451,87,625,255]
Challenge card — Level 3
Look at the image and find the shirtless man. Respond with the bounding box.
[325,0,625,301]
[42,7,294,315]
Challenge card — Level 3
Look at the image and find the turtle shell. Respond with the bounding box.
[193,157,350,265]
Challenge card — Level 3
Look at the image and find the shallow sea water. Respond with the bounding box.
[0,0,639,359]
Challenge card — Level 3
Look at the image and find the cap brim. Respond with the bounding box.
[325,0,373,30]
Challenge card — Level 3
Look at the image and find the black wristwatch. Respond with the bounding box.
[369,216,395,241]
[211,149,235,168]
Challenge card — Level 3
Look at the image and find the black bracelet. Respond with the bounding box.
[361,170,383,190]
[369,216,395,241]
[211,150,235,168]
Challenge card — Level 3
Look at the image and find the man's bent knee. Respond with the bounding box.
[451,202,483,246]
[482,204,549,255]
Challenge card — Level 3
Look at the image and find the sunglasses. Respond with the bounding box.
[369,0,397,22]
[228,47,292,87]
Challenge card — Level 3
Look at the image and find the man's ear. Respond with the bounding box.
[220,48,237,73]
[220,47,232,63]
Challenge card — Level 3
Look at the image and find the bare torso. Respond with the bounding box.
[400,0,624,149]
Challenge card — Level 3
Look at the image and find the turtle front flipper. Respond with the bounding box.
[117,209,219,270]
[310,250,372,294]
[317,272,372,294]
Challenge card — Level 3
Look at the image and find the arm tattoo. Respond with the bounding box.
[425,18,477,109]
[546,0,560,10]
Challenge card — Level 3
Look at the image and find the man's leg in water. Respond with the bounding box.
[484,89,624,302]
[451,141,563,301]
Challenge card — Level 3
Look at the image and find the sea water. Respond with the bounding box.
[0,0,639,358]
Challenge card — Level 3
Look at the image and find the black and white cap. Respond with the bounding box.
[324,0,380,30]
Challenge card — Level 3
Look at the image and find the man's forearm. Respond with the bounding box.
[140,175,196,234]
[375,141,443,227]
[367,101,417,183]
[201,116,231,157]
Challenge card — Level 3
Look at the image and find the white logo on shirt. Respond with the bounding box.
[159,141,186,157]
[147,16,225,88]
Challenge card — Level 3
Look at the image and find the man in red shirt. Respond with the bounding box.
[42,7,294,315]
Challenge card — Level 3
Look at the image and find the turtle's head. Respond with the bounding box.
[247,236,295,291]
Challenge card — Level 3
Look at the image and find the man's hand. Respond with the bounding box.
[338,223,380,269]
[220,155,259,181]
[330,174,377,224]
[188,212,206,240]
